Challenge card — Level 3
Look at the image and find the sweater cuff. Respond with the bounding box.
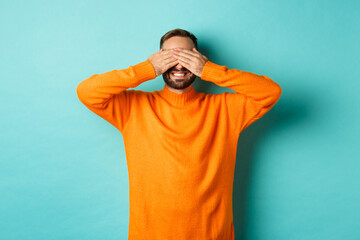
[200,60,227,82]
[132,60,157,83]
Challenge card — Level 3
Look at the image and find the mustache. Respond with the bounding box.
[166,67,191,73]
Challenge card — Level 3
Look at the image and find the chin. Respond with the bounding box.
[162,73,196,90]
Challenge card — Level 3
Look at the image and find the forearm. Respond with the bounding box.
[201,60,282,108]
[76,60,156,109]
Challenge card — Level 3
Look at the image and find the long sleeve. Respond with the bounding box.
[76,59,156,133]
[200,60,282,134]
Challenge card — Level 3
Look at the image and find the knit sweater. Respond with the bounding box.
[76,59,282,240]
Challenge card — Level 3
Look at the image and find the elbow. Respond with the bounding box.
[76,81,85,102]
[270,83,282,105]
[262,75,282,101]
[263,75,282,106]
[76,80,92,106]
[274,83,282,99]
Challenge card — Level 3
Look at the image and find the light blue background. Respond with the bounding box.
[1,0,359,239]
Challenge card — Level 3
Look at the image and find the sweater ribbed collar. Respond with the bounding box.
[157,84,200,107]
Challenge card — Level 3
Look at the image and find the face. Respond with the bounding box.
[161,36,197,89]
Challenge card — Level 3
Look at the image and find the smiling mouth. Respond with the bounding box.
[171,71,190,79]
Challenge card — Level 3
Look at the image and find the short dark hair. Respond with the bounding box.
[160,28,198,50]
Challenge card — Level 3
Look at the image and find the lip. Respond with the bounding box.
[171,71,189,78]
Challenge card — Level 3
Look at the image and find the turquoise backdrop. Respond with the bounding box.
[1,0,359,239]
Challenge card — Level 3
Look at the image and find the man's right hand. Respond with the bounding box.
[147,49,179,77]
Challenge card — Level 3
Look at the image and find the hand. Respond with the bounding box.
[171,48,208,77]
[147,49,179,77]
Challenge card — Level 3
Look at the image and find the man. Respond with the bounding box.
[76,28,282,240]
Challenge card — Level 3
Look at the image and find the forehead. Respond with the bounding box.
[162,36,194,50]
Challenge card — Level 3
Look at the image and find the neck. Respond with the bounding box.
[165,83,193,94]
[158,83,199,106]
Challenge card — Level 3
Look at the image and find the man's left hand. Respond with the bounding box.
[172,48,208,77]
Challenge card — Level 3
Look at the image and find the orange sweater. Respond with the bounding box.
[76,59,282,240]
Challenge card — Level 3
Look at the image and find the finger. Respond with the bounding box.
[165,58,179,70]
[164,55,178,64]
[193,47,202,53]
[176,48,198,58]
[176,57,191,69]
[163,49,176,57]
[163,54,178,61]
[172,50,196,58]
[173,49,200,61]
[164,53,178,62]
[168,58,179,66]
[173,51,195,63]
[188,48,208,61]
[161,48,173,55]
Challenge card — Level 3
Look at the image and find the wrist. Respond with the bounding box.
[133,60,157,82]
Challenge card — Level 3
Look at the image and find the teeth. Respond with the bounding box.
[174,73,185,76]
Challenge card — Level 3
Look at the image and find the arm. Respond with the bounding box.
[201,60,282,133]
[76,60,156,133]
[76,49,178,133]
[172,48,282,134]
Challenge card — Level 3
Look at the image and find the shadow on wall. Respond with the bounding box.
[233,96,306,239]
[194,39,305,239]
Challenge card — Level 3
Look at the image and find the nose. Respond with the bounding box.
[174,62,183,68]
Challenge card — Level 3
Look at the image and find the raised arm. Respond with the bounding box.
[173,48,282,134]
[76,49,178,133]
[201,60,282,133]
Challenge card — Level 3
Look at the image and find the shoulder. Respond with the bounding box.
[202,90,235,100]
[114,89,151,103]
[120,89,151,96]
[202,91,245,106]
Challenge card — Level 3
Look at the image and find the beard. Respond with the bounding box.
[162,66,197,90]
